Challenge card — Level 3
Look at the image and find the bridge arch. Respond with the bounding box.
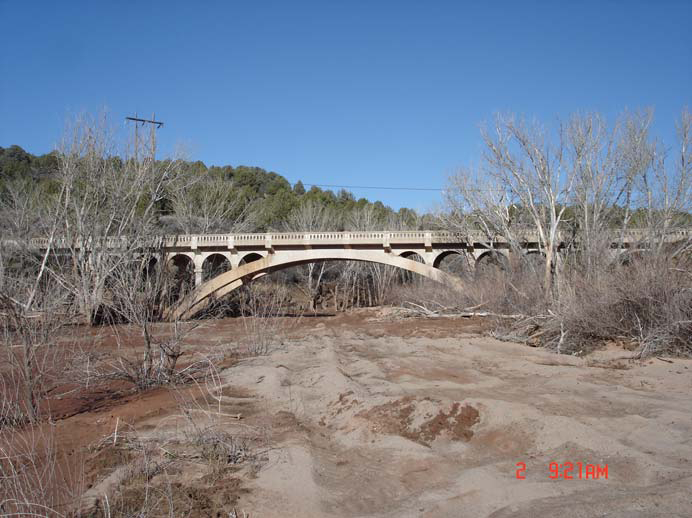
[202,253,231,282]
[433,250,462,269]
[434,250,474,278]
[474,250,509,278]
[238,252,266,265]
[168,253,194,276]
[167,254,195,299]
[397,251,425,283]
[398,250,425,262]
[168,249,465,320]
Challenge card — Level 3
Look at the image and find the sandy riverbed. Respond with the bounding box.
[189,310,692,517]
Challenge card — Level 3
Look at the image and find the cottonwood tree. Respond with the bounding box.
[445,115,577,296]
[280,200,338,310]
[167,172,256,234]
[565,109,691,261]
[638,108,692,254]
[444,109,692,357]
[46,115,182,324]
[563,111,648,271]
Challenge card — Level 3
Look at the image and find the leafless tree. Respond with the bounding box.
[445,115,577,296]
[0,176,68,425]
[280,200,339,310]
[84,248,202,390]
[445,108,692,357]
[640,108,692,254]
[167,172,256,234]
[45,114,182,325]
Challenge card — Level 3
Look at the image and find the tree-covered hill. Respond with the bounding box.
[0,144,424,232]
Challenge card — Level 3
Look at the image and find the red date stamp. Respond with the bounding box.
[515,461,608,480]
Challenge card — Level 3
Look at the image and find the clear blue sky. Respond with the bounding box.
[1,1,690,210]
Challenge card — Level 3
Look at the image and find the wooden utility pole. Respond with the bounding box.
[126,113,164,162]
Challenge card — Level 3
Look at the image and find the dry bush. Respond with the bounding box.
[0,293,72,427]
[66,251,211,392]
[85,364,261,517]
[236,281,298,356]
[476,249,692,358]
[542,253,692,356]
[90,321,203,391]
[88,434,173,518]
[387,253,550,318]
[0,425,85,516]
[175,371,255,469]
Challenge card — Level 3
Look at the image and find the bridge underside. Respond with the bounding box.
[168,249,466,320]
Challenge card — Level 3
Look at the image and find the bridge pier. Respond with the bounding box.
[424,250,435,266]
[193,253,205,287]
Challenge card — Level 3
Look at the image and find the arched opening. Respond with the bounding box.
[520,250,546,280]
[167,254,194,301]
[239,253,264,266]
[398,251,425,283]
[399,251,424,262]
[202,253,231,282]
[143,256,158,280]
[475,251,508,279]
[434,250,473,278]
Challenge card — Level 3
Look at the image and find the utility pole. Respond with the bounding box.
[126,113,164,162]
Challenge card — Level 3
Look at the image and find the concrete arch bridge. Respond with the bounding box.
[147,229,684,320]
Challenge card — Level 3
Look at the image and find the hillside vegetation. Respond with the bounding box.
[0,144,423,234]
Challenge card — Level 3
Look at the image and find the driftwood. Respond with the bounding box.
[400,301,527,320]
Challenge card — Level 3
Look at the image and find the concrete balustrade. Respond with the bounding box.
[28,228,690,251]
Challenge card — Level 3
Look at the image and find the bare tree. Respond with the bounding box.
[640,108,692,254]
[445,115,577,296]
[0,292,62,425]
[46,114,182,324]
[167,172,256,234]
[0,175,68,425]
[86,248,201,390]
[280,200,339,310]
[445,108,692,357]
[566,113,624,269]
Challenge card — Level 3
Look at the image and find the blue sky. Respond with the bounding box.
[1,1,690,210]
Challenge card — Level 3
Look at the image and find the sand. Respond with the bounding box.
[46,310,692,517]
[205,311,692,517]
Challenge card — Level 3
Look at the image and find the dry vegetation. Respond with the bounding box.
[0,109,690,515]
[438,108,692,357]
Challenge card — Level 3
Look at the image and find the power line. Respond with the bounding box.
[291,181,444,192]
[289,181,505,194]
